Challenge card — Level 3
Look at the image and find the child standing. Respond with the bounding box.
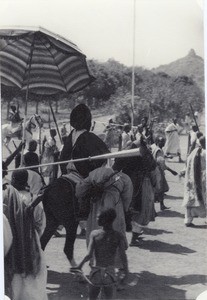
[23,139,39,172]
[71,208,129,300]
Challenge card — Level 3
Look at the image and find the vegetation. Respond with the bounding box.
[1,58,204,126]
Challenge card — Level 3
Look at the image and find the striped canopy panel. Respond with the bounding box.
[0,28,95,95]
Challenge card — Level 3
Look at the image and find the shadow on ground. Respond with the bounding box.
[47,270,88,299]
[136,240,196,254]
[165,195,183,200]
[47,270,206,300]
[144,228,173,236]
[118,271,206,300]
[157,210,184,218]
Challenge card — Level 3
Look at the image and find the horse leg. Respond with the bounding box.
[40,205,59,250]
[41,180,79,265]
[63,220,79,266]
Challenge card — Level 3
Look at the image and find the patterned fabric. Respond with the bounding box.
[0,28,94,95]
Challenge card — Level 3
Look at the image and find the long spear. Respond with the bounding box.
[189,103,200,132]
[5,148,141,173]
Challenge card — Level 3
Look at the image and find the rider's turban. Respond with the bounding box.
[11,170,29,191]
[70,104,92,131]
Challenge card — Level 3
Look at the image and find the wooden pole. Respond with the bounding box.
[131,0,136,127]
[38,95,43,158]
[20,35,35,166]
[48,109,51,129]
[49,100,63,144]
[5,148,141,173]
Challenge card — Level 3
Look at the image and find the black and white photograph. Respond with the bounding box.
[0,0,206,299]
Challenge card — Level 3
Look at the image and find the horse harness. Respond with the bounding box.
[89,171,122,206]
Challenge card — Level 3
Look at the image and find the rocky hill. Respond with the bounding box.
[151,49,204,91]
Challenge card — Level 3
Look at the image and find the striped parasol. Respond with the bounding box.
[0,27,95,165]
[0,27,95,95]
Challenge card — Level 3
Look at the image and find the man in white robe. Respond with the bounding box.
[164,118,183,162]
[182,136,206,227]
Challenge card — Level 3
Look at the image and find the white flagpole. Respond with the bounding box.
[131,0,136,127]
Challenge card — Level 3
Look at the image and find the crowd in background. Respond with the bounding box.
[3,104,206,300]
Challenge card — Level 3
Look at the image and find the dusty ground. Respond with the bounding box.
[44,133,207,300]
[2,114,206,300]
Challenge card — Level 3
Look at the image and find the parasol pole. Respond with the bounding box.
[20,35,35,166]
[131,0,136,127]
[5,147,141,173]
[49,100,63,144]
[48,109,51,129]
[39,121,42,158]
[38,95,43,158]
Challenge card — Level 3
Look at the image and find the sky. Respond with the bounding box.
[0,0,204,69]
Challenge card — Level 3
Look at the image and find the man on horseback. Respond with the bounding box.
[60,103,110,177]
[2,113,42,154]
[40,104,110,267]
[9,105,22,124]
[8,105,23,135]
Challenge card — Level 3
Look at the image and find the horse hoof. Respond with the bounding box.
[70,258,77,267]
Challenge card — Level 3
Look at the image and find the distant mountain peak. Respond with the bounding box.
[152,49,204,90]
[188,49,196,57]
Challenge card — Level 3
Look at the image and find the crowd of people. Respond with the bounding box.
[3,104,206,300]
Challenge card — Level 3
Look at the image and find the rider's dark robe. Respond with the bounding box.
[9,111,22,124]
[60,130,110,178]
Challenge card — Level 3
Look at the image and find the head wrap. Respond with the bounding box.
[137,124,143,132]
[10,105,16,112]
[11,170,28,191]
[28,139,37,152]
[199,136,205,149]
[50,129,57,137]
[155,135,165,145]
[123,124,131,132]
[70,104,92,131]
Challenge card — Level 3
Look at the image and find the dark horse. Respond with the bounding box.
[40,176,80,266]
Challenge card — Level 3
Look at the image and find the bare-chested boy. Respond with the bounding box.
[71,208,129,300]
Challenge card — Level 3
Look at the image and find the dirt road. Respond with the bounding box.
[44,134,207,300]
[2,114,206,299]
